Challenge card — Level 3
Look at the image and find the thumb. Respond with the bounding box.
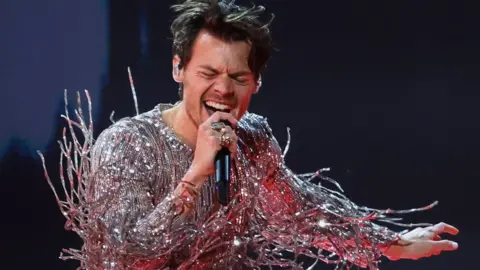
[430,240,458,252]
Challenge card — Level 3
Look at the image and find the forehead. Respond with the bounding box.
[189,29,251,69]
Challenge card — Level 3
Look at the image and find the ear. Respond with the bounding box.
[172,55,184,83]
[253,74,262,94]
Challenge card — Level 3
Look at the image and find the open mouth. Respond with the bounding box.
[204,101,233,114]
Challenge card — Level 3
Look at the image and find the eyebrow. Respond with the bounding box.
[198,65,252,77]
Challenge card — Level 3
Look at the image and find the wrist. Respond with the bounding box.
[382,235,411,260]
[184,165,208,189]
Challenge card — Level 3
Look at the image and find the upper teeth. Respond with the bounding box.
[205,101,231,111]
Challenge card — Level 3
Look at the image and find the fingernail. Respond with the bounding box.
[452,242,458,249]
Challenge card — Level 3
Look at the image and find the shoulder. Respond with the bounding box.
[98,106,162,138]
[238,112,274,139]
[238,112,284,160]
[89,108,162,185]
[92,106,162,156]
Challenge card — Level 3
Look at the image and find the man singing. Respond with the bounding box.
[42,0,458,269]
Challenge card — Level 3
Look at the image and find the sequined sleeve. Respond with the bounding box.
[254,117,400,268]
[87,120,196,268]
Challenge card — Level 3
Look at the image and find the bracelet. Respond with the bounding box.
[179,180,200,196]
[172,180,200,218]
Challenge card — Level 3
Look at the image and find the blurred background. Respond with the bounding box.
[1,0,477,269]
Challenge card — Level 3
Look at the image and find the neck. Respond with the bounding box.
[164,101,198,149]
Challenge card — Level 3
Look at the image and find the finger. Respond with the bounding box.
[220,126,234,134]
[431,222,459,236]
[217,126,238,156]
[207,128,221,138]
[205,111,238,128]
[429,240,458,252]
[208,133,222,150]
[227,134,238,155]
[218,131,237,149]
[211,127,235,138]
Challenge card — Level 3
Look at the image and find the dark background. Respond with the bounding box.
[1,0,477,269]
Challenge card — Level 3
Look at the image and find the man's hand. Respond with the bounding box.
[189,111,238,187]
[384,222,459,261]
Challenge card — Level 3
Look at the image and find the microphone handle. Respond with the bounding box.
[215,147,230,205]
[215,120,232,206]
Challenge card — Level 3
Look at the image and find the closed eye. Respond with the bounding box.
[232,76,249,84]
[201,72,216,79]
[235,78,248,84]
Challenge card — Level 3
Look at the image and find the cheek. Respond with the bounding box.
[236,89,253,107]
[183,77,208,101]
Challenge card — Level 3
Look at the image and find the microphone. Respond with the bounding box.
[214,120,231,206]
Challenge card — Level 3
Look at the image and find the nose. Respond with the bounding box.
[214,74,234,96]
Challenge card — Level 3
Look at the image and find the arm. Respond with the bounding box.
[86,121,202,268]
[253,119,401,268]
[252,118,458,268]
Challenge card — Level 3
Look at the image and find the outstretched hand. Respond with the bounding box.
[384,222,459,261]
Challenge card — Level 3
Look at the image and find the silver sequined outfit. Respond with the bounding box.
[42,97,435,270]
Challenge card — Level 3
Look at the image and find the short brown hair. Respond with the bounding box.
[170,0,274,81]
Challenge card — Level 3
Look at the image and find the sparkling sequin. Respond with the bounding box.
[39,91,437,270]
